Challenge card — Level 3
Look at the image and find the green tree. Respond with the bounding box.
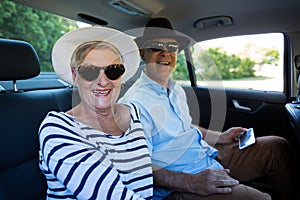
[172,53,189,80]
[0,0,78,71]
[172,46,196,81]
[196,48,256,80]
[260,49,280,66]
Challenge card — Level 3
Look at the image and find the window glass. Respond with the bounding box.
[0,0,89,72]
[171,51,190,85]
[190,33,284,92]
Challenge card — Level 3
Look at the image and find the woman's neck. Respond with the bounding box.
[67,103,129,136]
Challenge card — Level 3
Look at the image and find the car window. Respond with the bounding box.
[0,0,87,72]
[173,33,284,92]
[171,51,190,85]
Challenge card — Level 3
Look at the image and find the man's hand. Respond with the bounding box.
[218,127,247,144]
[153,166,239,196]
[184,168,239,196]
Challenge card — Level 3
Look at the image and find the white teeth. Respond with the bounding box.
[158,61,170,65]
[92,89,110,95]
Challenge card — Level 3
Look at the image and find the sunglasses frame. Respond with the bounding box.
[75,64,125,82]
[143,41,180,53]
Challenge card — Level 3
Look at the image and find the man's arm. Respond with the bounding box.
[152,165,238,196]
[193,124,221,146]
[152,165,190,192]
[193,124,246,145]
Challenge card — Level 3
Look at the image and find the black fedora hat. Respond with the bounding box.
[134,17,191,51]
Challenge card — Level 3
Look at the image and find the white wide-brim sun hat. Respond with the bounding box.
[52,26,140,85]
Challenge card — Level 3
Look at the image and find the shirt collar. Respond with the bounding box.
[140,70,176,94]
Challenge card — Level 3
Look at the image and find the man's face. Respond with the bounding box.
[140,38,179,85]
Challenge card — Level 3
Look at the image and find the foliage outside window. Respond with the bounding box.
[171,53,189,82]
[172,33,284,92]
[0,0,78,72]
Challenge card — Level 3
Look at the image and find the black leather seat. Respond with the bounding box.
[0,39,74,199]
[285,75,300,150]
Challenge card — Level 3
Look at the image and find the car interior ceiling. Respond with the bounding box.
[1,0,300,199]
[12,0,300,42]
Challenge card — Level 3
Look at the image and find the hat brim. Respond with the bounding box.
[52,26,140,85]
[133,27,191,52]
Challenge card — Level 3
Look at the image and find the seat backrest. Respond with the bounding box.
[0,38,74,200]
[285,102,300,143]
[285,63,300,151]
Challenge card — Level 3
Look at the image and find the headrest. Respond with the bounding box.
[0,38,40,81]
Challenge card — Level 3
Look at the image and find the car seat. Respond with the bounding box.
[285,65,300,151]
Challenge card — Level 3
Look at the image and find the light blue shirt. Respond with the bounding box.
[119,71,223,199]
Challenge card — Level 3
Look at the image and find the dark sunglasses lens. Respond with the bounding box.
[104,64,125,80]
[149,42,163,52]
[150,48,161,52]
[78,66,100,81]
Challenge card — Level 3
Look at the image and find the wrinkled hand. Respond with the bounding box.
[185,168,239,196]
[218,127,247,144]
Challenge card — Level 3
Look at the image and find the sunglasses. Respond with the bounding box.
[76,64,125,82]
[144,41,179,53]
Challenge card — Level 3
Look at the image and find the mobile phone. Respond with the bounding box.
[239,128,256,149]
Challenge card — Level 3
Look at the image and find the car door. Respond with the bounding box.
[178,32,292,139]
[184,86,289,138]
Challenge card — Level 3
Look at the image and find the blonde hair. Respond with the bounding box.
[70,41,123,67]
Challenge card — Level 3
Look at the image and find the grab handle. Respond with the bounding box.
[232,99,251,111]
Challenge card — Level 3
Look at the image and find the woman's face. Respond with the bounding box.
[73,48,122,112]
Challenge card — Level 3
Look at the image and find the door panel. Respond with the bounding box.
[184,86,289,138]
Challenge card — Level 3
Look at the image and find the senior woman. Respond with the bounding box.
[38,26,153,200]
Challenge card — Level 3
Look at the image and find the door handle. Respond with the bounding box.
[232,99,251,111]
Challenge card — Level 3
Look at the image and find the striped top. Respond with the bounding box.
[38,103,153,200]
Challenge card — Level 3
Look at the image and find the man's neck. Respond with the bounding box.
[144,70,169,89]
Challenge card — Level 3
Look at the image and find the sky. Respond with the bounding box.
[196,33,284,56]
